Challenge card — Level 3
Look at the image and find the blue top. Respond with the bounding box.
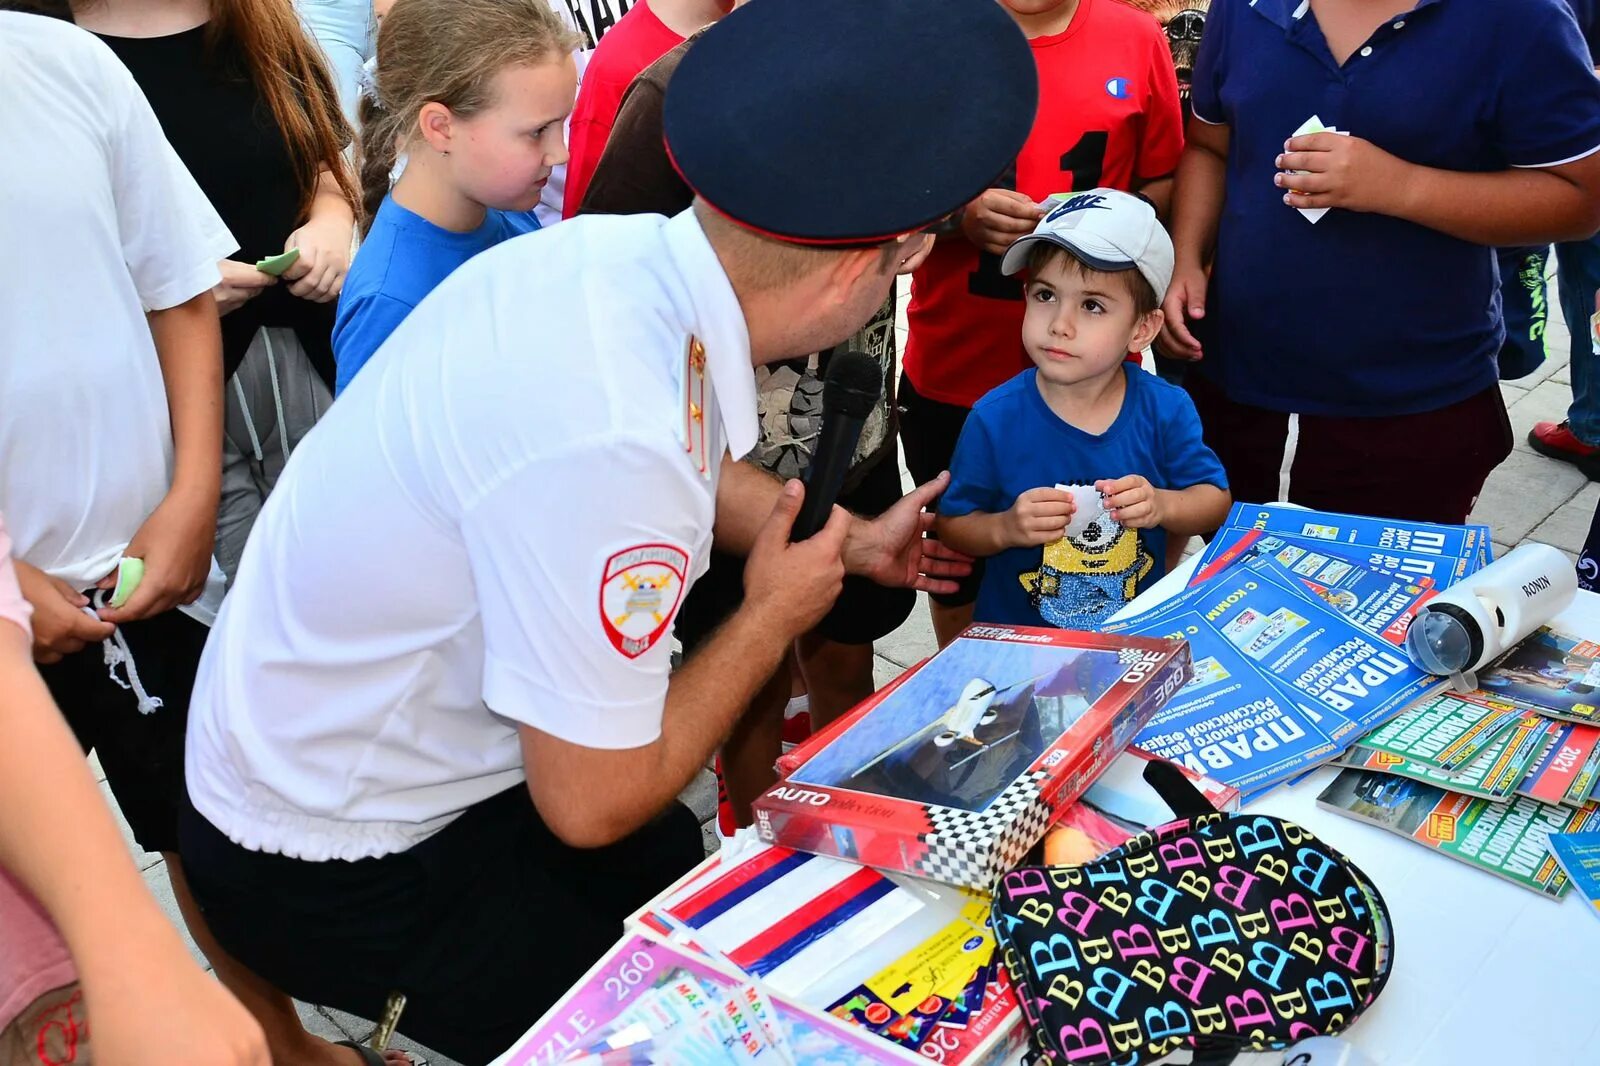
[1568,0,1600,61]
[1189,0,1600,417]
[333,195,540,394]
[940,365,1228,630]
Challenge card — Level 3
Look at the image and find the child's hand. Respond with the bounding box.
[1275,133,1408,216]
[1003,487,1075,548]
[281,216,353,303]
[96,486,217,625]
[961,189,1044,256]
[1097,475,1162,529]
[12,560,115,664]
[213,259,276,316]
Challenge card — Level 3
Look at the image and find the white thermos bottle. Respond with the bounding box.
[1404,542,1578,680]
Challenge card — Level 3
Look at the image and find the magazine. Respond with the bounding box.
[1517,724,1600,805]
[1358,694,1525,771]
[1564,744,1600,809]
[1334,714,1548,800]
[1466,626,1600,726]
[1195,504,1489,589]
[1317,769,1597,897]
[1547,832,1600,921]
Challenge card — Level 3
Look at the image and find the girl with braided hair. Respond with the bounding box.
[332,0,579,395]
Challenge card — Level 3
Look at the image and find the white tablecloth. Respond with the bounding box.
[1114,558,1600,1065]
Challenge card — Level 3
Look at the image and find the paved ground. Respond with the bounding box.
[107,269,1593,1065]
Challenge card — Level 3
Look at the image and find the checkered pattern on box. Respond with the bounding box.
[915,770,1054,889]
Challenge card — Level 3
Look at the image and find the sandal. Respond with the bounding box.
[335,1039,427,1066]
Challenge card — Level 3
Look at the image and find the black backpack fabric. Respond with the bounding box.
[994,762,1392,1065]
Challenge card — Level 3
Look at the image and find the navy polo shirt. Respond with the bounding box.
[1190,0,1600,416]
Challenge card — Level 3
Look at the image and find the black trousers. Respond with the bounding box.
[179,787,703,1064]
[42,606,210,854]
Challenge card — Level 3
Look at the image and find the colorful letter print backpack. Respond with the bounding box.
[994,763,1392,1065]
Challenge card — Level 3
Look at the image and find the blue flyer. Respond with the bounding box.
[1547,831,1600,920]
[1228,558,1444,731]
[1122,608,1353,793]
[1195,504,1489,589]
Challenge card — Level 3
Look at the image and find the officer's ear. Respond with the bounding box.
[822,244,894,301]
[416,101,457,155]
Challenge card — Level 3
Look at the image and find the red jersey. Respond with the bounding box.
[901,0,1183,408]
[562,1,684,218]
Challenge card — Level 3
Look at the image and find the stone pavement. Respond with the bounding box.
[109,270,1595,1066]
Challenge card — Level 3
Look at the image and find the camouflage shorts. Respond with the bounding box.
[0,984,89,1066]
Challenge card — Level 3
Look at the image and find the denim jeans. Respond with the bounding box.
[295,0,374,122]
[1557,233,1600,444]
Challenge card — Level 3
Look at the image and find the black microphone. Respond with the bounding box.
[790,351,881,541]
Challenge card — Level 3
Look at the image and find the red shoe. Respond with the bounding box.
[713,755,737,838]
[1529,420,1600,478]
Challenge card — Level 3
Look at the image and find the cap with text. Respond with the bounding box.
[1001,188,1175,301]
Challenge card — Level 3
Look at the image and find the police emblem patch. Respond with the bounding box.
[598,543,689,658]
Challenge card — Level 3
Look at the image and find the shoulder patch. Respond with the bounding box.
[598,543,690,659]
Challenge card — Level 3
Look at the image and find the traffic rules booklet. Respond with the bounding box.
[1194,503,1490,589]
[1318,768,1598,897]
[1109,556,1441,791]
[1465,626,1600,726]
[1334,710,1550,801]
[1357,693,1526,771]
[1188,529,1436,645]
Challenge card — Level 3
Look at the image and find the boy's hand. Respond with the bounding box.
[282,216,352,303]
[213,259,276,316]
[1098,476,1162,529]
[1159,262,1207,361]
[13,560,115,664]
[961,189,1044,255]
[97,488,217,625]
[1003,487,1075,548]
[1275,133,1408,216]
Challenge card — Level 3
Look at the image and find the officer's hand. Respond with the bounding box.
[743,480,848,640]
[842,472,974,594]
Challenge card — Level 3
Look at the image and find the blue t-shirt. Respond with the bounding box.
[333,195,540,394]
[1189,0,1600,417]
[940,365,1228,630]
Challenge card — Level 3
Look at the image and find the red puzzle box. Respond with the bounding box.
[755,625,1191,889]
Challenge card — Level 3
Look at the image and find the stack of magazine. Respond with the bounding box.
[1103,504,1478,798]
[1317,625,1600,897]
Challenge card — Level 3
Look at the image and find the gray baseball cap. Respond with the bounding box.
[1000,188,1174,301]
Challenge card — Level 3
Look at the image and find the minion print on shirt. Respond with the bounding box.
[1018,508,1153,629]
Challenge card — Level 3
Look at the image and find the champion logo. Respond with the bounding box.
[1105,76,1132,100]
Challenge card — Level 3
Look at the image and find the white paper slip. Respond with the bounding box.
[1288,115,1349,224]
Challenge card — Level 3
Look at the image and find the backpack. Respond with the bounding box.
[994,761,1392,1065]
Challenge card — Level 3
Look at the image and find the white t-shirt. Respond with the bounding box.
[0,14,235,617]
[186,210,757,861]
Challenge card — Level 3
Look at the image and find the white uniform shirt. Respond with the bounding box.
[0,15,235,618]
[186,211,757,861]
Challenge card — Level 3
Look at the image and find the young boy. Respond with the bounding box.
[936,191,1230,630]
[900,0,1185,643]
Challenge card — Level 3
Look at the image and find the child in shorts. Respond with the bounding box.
[936,190,1230,630]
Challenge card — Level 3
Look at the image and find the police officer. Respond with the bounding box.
[177,1,1038,1062]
